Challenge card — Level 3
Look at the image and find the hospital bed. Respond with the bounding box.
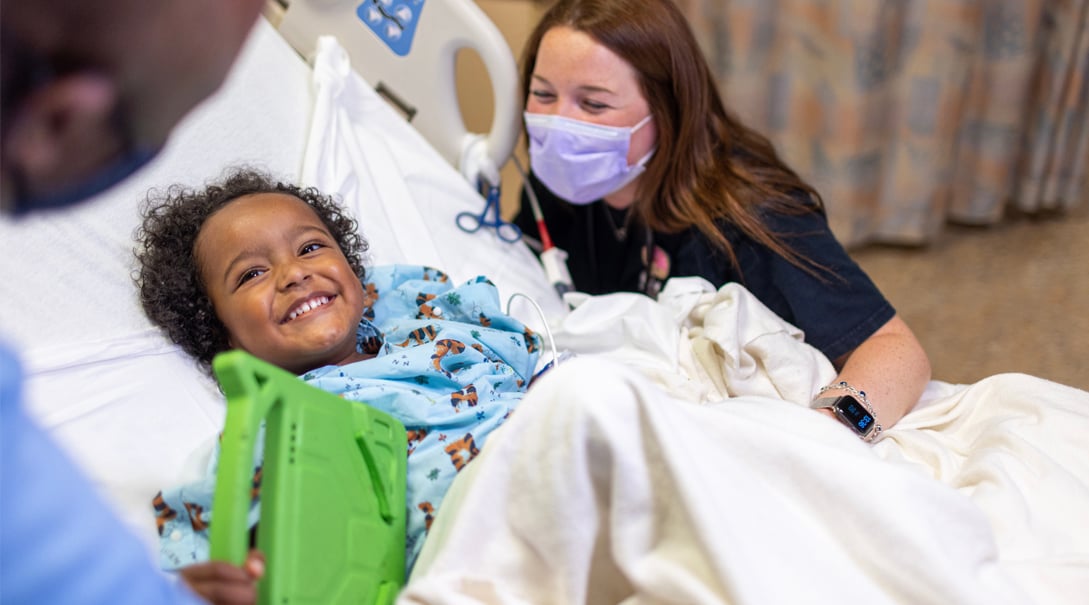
[0,0,560,579]
[2,2,1088,603]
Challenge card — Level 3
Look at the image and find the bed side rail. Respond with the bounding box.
[278,0,519,187]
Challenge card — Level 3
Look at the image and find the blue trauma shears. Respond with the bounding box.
[456,182,522,243]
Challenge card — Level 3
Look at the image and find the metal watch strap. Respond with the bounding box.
[811,396,842,409]
[813,381,883,441]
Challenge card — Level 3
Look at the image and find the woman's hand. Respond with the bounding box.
[180,549,265,605]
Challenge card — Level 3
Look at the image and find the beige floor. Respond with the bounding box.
[850,203,1089,392]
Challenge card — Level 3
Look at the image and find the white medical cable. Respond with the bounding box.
[511,155,550,247]
[506,291,561,375]
[511,155,574,296]
[520,233,544,254]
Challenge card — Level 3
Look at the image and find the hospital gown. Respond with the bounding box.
[155,265,541,573]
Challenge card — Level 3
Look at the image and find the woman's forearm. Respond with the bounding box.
[820,314,932,434]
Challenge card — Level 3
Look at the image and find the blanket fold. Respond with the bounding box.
[401,280,1089,604]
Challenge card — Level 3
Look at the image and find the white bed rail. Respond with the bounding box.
[278,0,520,187]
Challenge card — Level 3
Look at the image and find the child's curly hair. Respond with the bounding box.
[134,167,368,374]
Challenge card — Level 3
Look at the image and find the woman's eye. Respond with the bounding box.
[300,242,323,255]
[581,99,609,112]
[530,89,555,102]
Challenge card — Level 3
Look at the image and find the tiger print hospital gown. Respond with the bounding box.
[155,265,542,573]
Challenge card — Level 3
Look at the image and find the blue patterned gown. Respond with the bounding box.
[155,265,541,573]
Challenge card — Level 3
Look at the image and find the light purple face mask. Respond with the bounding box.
[524,112,654,205]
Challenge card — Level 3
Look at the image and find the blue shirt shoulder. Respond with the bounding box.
[1,344,204,605]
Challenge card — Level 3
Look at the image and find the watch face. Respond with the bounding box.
[834,396,875,436]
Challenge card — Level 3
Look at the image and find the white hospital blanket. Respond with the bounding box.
[400,279,1089,604]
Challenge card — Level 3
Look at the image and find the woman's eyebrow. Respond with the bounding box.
[532,74,615,96]
[577,83,615,95]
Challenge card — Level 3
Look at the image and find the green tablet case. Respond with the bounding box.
[209,351,407,604]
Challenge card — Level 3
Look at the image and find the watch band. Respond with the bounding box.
[813,395,878,440]
[812,381,883,441]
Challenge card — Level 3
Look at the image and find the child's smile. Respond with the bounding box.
[282,294,333,324]
[195,193,371,374]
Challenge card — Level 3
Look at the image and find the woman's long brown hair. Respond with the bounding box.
[521,0,829,277]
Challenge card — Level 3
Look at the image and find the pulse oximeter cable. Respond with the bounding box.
[512,155,574,297]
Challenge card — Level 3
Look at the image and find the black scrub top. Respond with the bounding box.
[515,172,895,362]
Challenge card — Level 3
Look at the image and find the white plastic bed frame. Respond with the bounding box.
[278,0,520,187]
[0,3,560,568]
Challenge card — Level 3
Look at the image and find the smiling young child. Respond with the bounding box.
[134,168,541,594]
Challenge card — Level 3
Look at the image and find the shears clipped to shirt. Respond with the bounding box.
[456,181,522,243]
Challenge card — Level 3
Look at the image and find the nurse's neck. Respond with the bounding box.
[603,180,639,211]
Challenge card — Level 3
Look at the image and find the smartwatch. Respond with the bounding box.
[812,395,877,440]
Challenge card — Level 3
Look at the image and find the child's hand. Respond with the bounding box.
[180,549,265,605]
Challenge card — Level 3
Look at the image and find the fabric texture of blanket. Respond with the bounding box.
[400,278,1089,604]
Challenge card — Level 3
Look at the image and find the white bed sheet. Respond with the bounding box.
[403,279,1089,604]
[0,18,314,553]
[0,17,561,555]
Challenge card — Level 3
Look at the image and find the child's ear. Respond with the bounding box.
[3,72,123,197]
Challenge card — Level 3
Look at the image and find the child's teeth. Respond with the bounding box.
[289,297,330,321]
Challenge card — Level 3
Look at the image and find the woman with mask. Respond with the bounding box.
[513,0,931,436]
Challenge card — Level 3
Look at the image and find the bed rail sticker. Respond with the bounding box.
[357,0,424,56]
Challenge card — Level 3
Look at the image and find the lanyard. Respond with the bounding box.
[638,227,664,298]
[587,204,663,298]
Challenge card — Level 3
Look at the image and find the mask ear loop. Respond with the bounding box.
[626,115,656,170]
[630,114,653,133]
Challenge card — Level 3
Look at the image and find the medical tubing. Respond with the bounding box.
[512,155,574,296]
[512,155,554,250]
[535,218,554,250]
[540,248,574,296]
[506,292,560,371]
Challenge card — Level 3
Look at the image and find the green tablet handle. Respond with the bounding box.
[207,350,407,604]
[208,350,279,566]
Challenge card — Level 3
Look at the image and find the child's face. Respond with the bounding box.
[195,193,368,375]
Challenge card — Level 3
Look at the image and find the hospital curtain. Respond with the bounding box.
[677,0,1089,247]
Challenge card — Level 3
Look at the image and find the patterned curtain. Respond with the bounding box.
[678,0,1089,247]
